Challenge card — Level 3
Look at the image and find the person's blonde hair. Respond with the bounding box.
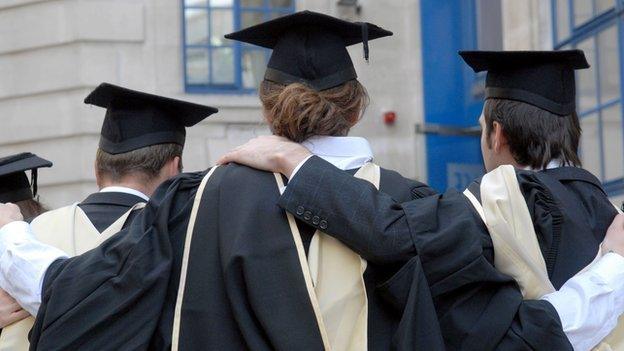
[259,79,370,142]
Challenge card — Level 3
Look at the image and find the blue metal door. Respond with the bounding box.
[419,0,500,191]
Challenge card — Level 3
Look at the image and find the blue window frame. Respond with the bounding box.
[182,0,295,94]
[552,0,624,196]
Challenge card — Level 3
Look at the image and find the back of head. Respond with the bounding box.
[483,98,582,169]
[259,79,369,142]
[95,143,183,185]
[460,50,589,170]
[227,11,390,142]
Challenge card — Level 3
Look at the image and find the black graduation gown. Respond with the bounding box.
[77,191,145,231]
[30,164,444,350]
[467,167,618,289]
[276,156,605,350]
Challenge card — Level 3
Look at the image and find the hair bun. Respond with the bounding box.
[259,80,369,143]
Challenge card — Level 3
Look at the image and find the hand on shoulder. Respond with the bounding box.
[0,288,29,328]
[217,135,312,178]
[0,203,23,229]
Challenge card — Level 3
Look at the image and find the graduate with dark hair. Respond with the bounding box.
[218,50,624,350]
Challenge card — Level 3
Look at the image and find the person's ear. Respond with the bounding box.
[169,156,181,176]
[94,161,103,189]
[492,121,507,153]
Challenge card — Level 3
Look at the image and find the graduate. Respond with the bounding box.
[0,11,443,350]
[218,50,624,350]
[0,83,217,351]
[0,153,51,334]
[32,82,218,239]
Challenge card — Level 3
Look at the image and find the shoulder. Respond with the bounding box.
[31,204,75,226]
[379,167,438,202]
[167,164,278,202]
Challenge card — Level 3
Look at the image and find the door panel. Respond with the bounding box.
[420,0,499,191]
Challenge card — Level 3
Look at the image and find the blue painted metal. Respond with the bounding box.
[420,0,484,192]
[182,0,295,93]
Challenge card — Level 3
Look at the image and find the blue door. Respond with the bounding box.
[420,0,502,191]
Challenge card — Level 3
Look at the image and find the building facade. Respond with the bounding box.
[0,0,622,208]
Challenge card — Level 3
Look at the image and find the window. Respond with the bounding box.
[551,0,624,195]
[183,0,295,93]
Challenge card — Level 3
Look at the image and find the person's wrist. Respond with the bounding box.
[276,149,312,178]
[602,242,624,258]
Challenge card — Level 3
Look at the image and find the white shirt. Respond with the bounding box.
[100,186,150,201]
[291,156,624,350]
[0,186,150,316]
[0,137,371,317]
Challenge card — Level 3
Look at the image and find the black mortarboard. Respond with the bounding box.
[0,153,52,203]
[225,11,393,91]
[459,50,590,116]
[84,83,219,154]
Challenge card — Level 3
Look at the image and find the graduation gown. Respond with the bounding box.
[466,166,617,289]
[275,156,615,350]
[77,191,146,232]
[0,191,146,351]
[29,164,443,350]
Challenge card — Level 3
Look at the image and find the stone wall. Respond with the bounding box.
[0,0,427,208]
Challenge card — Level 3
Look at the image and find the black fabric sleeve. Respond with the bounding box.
[278,156,417,265]
[29,171,206,351]
[279,157,572,351]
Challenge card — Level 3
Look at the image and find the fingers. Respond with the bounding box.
[0,202,23,222]
[609,214,624,231]
[216,152,235,165]
[217,148,242,165]
[10,309,30,321]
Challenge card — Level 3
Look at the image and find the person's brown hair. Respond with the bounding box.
[259,79,370,142]
[16,198,47,222]
[95,143,183,183]
[483,98,582,169]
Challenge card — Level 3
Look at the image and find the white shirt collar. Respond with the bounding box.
[100,186,150,201]
[524,159,566,171]
[301,136,374,171]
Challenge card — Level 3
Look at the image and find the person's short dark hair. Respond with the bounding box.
[95,143,183,183]
[483,98,582,169]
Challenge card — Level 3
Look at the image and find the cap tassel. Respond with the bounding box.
[31,169,38,198]
[361,23,369,63]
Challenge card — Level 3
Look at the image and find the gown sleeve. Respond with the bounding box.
[29,171,205,351]
[279,156,572,350]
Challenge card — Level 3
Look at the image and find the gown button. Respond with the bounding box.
[312,216,320,225]
[319,220,328,230]
[303,211,313,221]
[296,206,305,215]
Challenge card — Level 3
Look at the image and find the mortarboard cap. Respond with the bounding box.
[459,50,590,116]
[0,152,52,203]
[84,83,219,154]
[225,10,393,91]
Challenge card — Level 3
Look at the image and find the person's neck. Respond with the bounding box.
[98,179,157,198]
